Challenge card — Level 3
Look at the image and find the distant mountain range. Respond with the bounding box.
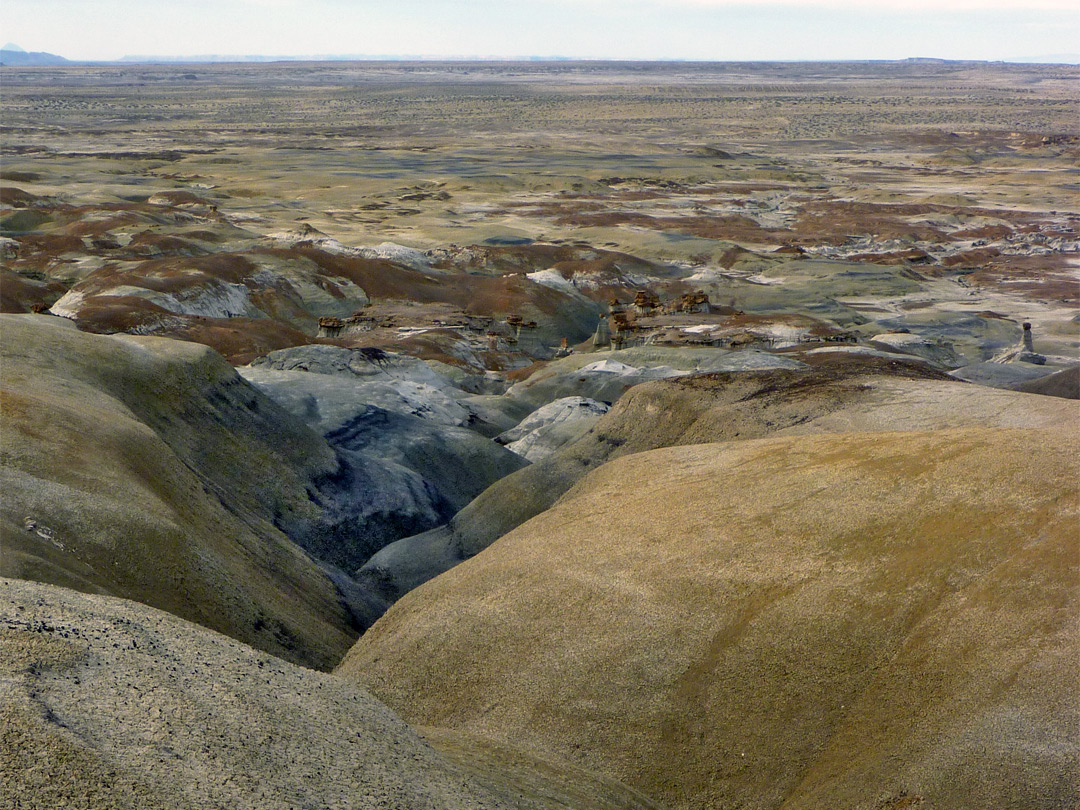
[0,43,1076,66]
[0,43,69,65]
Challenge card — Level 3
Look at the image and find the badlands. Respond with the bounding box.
[1,60,1078,808]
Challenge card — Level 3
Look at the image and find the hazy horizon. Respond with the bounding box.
[3,0,1078,64]
[6,49,1080,66]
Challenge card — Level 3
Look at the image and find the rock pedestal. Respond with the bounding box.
[593,318,611,348]
[1018,322,1046,365]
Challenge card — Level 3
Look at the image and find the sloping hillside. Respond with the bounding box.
[0,314,354,669]
[342,423,1080,810]
[360,353,1075,606]
[0,578,662,810]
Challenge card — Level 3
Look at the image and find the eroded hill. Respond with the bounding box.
[359,351,1076,610]
[0,577,662,810]
[0,315,355,668]
[341,422,1080,810]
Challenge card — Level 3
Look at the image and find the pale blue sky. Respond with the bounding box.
[2,0,1077,62]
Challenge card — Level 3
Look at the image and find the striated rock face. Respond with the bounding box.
[302,404,528,574]
[341,422,1080,810]
[0,314,355,670]
[0,578,662,810]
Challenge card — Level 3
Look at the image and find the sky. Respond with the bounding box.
[1,0,1078,62]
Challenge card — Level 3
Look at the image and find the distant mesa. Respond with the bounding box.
[0,44,69,66]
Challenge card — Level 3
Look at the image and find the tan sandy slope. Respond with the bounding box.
[342,422,1080,810]
[0,578,662,810]
[361,353,1076,606]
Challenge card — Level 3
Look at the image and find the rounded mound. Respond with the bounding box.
[342,425,1080,810]
[0,578,662,810]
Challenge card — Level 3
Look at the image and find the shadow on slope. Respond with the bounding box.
[0,314,354,669]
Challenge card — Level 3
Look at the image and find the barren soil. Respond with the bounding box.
[3,61,1077,370]
[2,60,1078,809]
